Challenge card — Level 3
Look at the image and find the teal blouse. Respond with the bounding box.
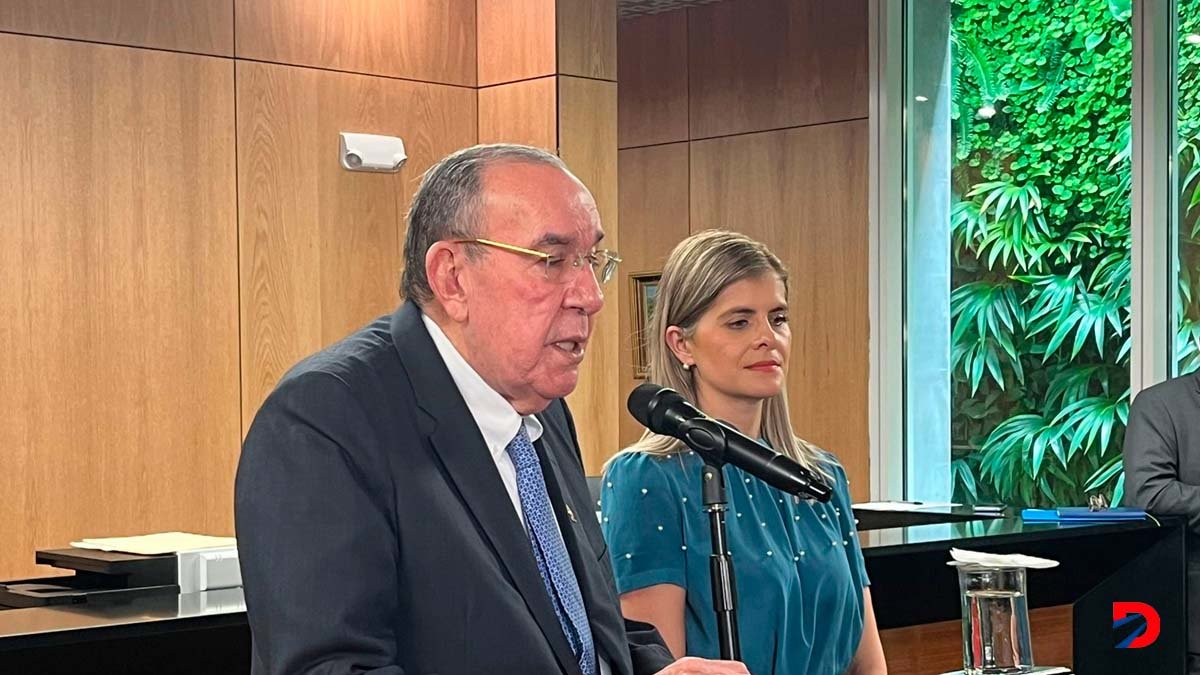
[601,449,869,675]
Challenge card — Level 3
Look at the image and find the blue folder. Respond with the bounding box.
[1021,507,1147,522]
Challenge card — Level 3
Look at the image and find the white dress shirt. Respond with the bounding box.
[421,314,613,675]
[422,313,544,525]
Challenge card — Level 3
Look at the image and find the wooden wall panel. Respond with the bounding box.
[558,76,619,474]
[0,35,238,580]
[235,0,476,86]
[617,10,688,149]
[0,0,233,56]
[687,0,868,138]
[238,61,476,428]
[478,76,557,150]
[477,0,555,86]
[557,0,616,81]
[616,143,690,448]
[879,605,1073,674]
[689,121,870,499]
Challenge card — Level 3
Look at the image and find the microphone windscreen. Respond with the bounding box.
[627,383,663,429]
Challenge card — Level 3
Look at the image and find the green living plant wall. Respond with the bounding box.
[948,0,1200,508]
[1178,3,1200,378]
[948,0,1128,508]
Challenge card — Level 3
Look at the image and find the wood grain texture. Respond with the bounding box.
[0,0,233,55]
[558,76,619,474]
[687,0,868,138]
[238,61,476,429]
[689,121,870,499]
[478,76,557,150]
[557,0,616,81]
[879,605,1073,674]
[616,143,690,448]
[235,0,476,86]
[0,34,239,580]
[476,0,555,86]
[617,10,688,149]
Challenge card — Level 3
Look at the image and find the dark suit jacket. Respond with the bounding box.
[235,301,674,675]
[1124,371,1200,652]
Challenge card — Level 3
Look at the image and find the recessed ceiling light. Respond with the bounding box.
[915,95,929,102]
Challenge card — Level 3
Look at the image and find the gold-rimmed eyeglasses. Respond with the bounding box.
[453,238,622,285]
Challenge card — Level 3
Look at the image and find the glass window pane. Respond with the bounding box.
[1178,2,1200,376]
[905,0,1133,507]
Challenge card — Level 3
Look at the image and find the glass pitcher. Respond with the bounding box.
[957,564,1034,674]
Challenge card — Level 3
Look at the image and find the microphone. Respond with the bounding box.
[627,383,833,502]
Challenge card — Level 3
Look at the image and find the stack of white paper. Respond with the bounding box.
[70,532,236,556]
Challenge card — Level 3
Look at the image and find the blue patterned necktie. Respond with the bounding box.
[506,425,597,675]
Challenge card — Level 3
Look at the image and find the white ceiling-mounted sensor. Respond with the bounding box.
[339,132,407,173]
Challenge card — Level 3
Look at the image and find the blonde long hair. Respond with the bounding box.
[612,230,830,477]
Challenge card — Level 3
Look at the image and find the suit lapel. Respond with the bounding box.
[536,410,631,675]
[389,302,581,675]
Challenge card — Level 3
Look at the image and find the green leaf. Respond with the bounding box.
[1032,433,1048,477]
[970,345,986,394]
[953,459,980,503]
[1085,455,1123,491]
[1044,310,1083,360]
[1112,473,1125,505]
[1107,0,1132,22]
[985,346,1005,390]
[1050,393,1129,459]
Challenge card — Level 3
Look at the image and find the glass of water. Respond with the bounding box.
[957,564,1034,674]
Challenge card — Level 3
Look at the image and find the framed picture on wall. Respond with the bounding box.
[630,272,661,379]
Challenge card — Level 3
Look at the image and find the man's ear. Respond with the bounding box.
[425,242,469,322]
[664,326,694,368]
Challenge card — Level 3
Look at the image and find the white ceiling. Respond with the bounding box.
[617,0,729,19]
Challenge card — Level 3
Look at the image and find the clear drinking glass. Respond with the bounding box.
[957,564,1034,674]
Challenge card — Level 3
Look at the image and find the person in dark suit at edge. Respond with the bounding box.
[235,143,749,675]
[1124,370,1200,674]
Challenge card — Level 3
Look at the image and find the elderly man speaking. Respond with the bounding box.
[235,144,749,675]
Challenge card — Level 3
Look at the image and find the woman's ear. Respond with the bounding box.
[425,242,469,322]
[664,326,694,369]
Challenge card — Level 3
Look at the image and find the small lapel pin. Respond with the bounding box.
[565,503,578,523]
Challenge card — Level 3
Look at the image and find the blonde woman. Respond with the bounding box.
[602,231,887,675]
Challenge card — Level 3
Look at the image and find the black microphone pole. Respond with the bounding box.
[701,461,740,661]
[673,417,742,661]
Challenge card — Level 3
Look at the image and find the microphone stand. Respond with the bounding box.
[662,415,748,660]
[701,461,741,661]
